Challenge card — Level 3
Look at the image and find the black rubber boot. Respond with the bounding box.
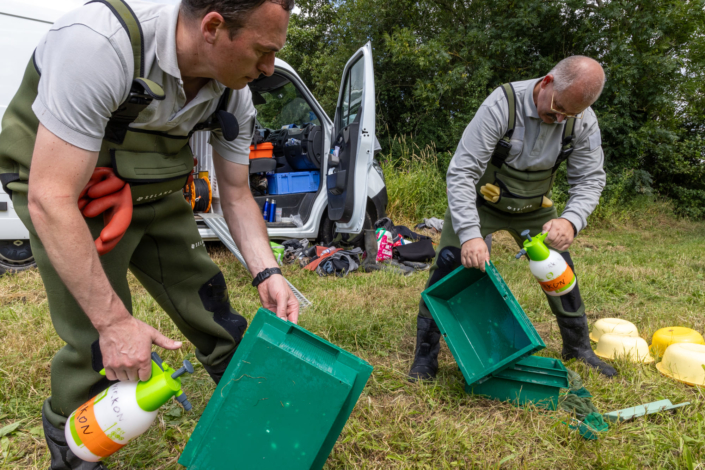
[43,408,107,470]
[408,315,442,381]
[556,315,618,378]
[361,229,383,273]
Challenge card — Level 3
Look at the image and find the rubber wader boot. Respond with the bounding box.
[361,229,383,273]
[408,315,442,381]
[556,314,618,378]
[43,408,107,470]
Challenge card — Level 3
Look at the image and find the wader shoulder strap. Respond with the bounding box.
[552,117,576,173]
[88,0,165,144]
[192,88,240,142]
[490,83,517,168]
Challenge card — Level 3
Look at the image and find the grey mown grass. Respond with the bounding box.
[2,152,705,468]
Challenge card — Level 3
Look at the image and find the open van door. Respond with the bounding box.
[325,42,375,234]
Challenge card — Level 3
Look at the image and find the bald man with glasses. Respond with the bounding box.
[408,56,616,382]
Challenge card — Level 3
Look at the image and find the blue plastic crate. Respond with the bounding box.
[267,171,320,195]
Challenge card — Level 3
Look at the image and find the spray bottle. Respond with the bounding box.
[65,352,193,462]
[516,229,576,297]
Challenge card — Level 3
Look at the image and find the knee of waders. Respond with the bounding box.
[428,246,460,286]
[437,246,461,271]
[199,272,248,344]
[428,246,462,286]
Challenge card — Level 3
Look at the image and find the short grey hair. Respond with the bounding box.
[181,0,294,39]
[549,55,605,104]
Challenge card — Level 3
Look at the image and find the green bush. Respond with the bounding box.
[283,0,705,219]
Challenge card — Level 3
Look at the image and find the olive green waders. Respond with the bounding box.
[14,192,246,428]
[0,0,247,434]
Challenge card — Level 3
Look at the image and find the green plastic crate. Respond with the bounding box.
[466,356,569,410]
[421,262,545,386]
[179,308,373,470]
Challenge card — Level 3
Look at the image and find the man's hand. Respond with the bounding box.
[542,218,575,251]
[98,314,182,382]
[461,237,490,272]
[257,274,299,324]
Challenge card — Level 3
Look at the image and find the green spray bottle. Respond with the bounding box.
[65,352,193,462]
[516,229,576,297]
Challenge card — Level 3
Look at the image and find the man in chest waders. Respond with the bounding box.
[409,56,617,382]
[0,0,298,467]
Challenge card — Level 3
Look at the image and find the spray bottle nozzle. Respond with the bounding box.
[521,229,532,241]
[171,360,194,379]
[175,392,192,412]
[515,249,527,259]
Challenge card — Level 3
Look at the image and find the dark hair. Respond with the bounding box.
[181,0,295,38]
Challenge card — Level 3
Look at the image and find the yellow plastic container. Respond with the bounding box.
[594,333,654,363]
[589,318,639,343]
[650,327,705,357]
[656,343,705,386]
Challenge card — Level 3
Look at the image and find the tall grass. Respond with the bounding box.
[379,136,449,223]
[380,135,682,229]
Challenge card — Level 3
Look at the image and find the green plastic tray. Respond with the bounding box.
[466,356,569,410]
[422,262,545,385]
[179,308,373,470]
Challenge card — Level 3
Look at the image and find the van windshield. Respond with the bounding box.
[250,78,321,130]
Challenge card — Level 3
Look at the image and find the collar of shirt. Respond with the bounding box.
[155,5,226,101]
[524,77,544,120]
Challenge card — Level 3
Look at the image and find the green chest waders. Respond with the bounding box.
[475,83,575,215]
[0,0,249,436]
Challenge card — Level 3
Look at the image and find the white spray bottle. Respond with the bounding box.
[516,229,576,297]
[65,352,193,462]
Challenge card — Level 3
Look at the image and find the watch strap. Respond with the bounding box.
[252,267,282,287]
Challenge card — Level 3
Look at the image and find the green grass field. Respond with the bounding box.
[1,200,704,469]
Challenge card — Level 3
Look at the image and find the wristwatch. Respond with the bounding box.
[251,267,282,287]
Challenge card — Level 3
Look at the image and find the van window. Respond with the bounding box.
[253,81,321,130]
[339,57,364,128]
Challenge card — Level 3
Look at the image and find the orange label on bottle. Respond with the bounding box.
[72,399,124,458]
[538,267,575,292]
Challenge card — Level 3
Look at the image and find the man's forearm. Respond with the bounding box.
[29,196,127,329]
[220,191,279,276]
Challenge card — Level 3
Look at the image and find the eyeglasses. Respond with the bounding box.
[551,93,584,119]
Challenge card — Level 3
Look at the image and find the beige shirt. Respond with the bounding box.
[32,0,255,165]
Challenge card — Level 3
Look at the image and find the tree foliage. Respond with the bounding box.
[281,0,705,217]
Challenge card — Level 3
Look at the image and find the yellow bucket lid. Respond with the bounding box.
[656,343,705,386]
[650,327,705,357]
[590,318,639,343]
[594,333,654,364]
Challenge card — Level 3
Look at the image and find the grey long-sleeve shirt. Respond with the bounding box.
[447,77,606,245]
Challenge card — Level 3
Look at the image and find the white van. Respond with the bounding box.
[0,0,388,274]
